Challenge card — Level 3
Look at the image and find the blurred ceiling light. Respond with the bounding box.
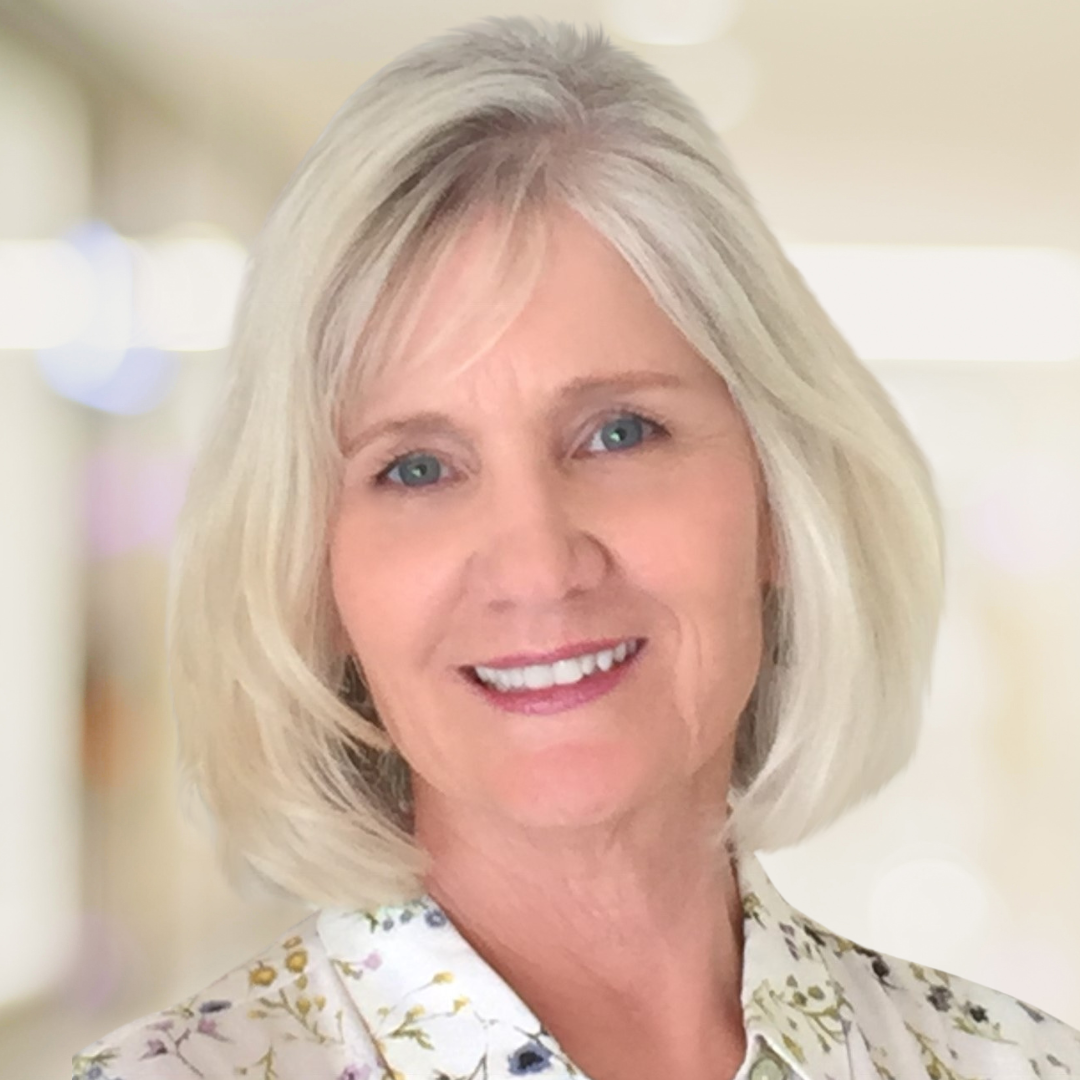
[35,221,134,398]
[134,232,248,351]
[0,241,94,348]
[781,245,1080,362]
[77,346,178,416]
[602,0,746,44]
[2,223,248,355]
[11,232,1080,370]
[4,220,246,415]
[35,221,177,415]
[785,245,1080,363]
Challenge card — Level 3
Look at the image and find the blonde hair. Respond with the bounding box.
[168,15,945,908]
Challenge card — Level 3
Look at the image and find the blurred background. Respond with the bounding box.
[1,0,1078,1074]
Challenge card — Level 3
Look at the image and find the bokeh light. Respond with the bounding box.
[134,229,248,351]
[34,220,178,415]
[29,221,252,414]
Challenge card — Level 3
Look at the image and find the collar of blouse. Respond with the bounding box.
[316,847,857,1080]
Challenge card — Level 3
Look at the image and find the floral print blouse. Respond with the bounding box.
[73,848,1080,1080]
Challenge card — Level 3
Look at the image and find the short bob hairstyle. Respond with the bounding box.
[169,15,945,909]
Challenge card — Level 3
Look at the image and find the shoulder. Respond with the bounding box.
[800,913,1080,1080]
[72,912,382,1080]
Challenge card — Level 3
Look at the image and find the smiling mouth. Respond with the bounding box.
[459,638,646,692]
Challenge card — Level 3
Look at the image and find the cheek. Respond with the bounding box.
[626,470,765,733]
[328,514,471,774]
[625,464,764,601]
[330,518,406,676]
[328,518,452,758]
[329,510,441,649]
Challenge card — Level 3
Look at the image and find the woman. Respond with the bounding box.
[74,16,1079,1080]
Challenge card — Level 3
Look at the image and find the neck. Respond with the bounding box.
[414,774,747,1075]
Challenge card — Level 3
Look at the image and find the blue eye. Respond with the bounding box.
[587,413,653,454]
[381,452,444,489]
[373,411,667,491]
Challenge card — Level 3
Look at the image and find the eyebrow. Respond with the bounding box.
[342,370,688,457]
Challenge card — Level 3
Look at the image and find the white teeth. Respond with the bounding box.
[472,639,640,693]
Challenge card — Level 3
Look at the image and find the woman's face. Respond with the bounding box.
[330,204,773,838]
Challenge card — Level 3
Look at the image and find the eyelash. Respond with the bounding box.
[369,409,671,492]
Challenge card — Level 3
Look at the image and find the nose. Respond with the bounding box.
[473,460,608,606]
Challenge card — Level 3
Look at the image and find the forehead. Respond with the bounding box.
[356,203,708,415]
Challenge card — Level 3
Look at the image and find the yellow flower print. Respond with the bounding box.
[297,996,311,1016]
[782,1033,807,1064]
[249,962,277,987]
[452,997,469,1013]
[432,971,453,984]
[285,949,308,973]
[404,1005,425,1022]
[283,936,302,949]
[314,994,326,1010]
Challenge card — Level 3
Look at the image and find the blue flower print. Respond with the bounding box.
[73,1055,118,1080]
[424,907,448,928]
[508,1040,553,1074]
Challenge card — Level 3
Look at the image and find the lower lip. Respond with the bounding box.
[460,641,646,715]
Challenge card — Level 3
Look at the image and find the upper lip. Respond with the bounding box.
[465,637,644,671]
